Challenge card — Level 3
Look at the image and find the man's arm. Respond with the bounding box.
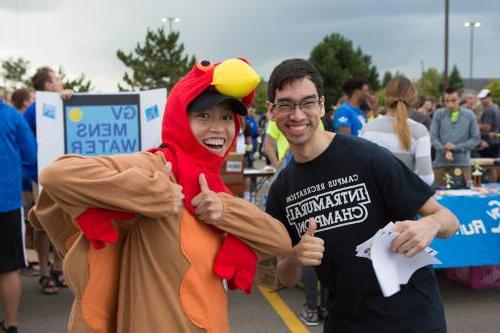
[60,89,73,100]
[418,198,459,238]
[16,112,37,181]
[392,197,459,257]
[277,219,324,287]
[277,254,303,287]
[430,113,446,152]
[264,135,279,168]
[478,109,495,134]
[479,122,492,133]
[23,104,37,135]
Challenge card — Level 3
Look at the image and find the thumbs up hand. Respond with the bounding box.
[191,173,223,224]
[292,218,325,266]
[163,161,184,214]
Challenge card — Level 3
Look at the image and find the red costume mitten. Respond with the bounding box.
[213,234,257,294]
[76,208,135,249]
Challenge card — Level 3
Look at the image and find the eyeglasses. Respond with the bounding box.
[272,99,321,115]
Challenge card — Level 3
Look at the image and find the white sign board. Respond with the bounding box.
[36,89,166,179]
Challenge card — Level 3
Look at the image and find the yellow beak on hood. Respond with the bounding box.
[212,58,261,98]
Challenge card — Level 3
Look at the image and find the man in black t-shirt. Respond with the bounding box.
[265,59,459,333]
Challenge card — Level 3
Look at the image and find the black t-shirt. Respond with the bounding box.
[266,134,446,332]
[480,106,499,143]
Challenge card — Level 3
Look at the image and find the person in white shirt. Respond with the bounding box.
[361,76,434,185]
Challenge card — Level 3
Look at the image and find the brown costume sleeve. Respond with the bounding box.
[39,151,178,219]
[216,193,292,259]
[29,190,79,257]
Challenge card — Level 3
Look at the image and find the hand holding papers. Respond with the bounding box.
[356,222,441,297]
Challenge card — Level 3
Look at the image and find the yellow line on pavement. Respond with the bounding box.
[257,285,309,333]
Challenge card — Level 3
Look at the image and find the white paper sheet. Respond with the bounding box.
[356,223,442,297]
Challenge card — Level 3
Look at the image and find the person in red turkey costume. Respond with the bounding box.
[30,58,291,332]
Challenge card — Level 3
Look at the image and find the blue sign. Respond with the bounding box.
[431,194,500,268]
[64,103,140,156]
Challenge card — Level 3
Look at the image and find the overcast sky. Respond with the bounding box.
[1,0,499,91]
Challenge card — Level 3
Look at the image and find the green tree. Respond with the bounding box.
[374,88,385,107]
[381,71,393,87]
[448,65,464,91]
[309,33,379,105]
[415,67,442,98]
[252,81,268,114]
[57,67,93,92]
[117,27,195,92]
[486,79,500,98]
[1,57,31,89]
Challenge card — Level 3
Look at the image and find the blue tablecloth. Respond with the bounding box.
[431,191,500,268]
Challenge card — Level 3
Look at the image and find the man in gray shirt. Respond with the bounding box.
[477,89,499,157]
[430,88,480,187]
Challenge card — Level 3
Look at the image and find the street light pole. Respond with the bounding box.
[464,21,481,82]
[444,0,449,89]
[161,17,181,33]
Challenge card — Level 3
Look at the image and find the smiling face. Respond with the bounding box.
[188,101,236,157]
[268,77,325,147]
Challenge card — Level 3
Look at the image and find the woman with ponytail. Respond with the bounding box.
[361,76,434,185]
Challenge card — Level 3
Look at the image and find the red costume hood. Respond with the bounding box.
[156,61,244,211]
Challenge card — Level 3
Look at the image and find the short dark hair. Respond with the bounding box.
[10,88,32,110]
[444,87,459,95]
[414,96,427,109]
[267,59,323,102]
[31,66,54,91]
[342,78,368,98]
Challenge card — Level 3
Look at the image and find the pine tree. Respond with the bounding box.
[309,33,379,105]
[1,57,31,89]
[58,67,94,92]
[117,27,196,92]
[252,81,268,114]
[382,71,393,87]
[448,65,464,92]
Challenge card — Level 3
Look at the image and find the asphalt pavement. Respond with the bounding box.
[2,270,498,332]
[4,159,500,332]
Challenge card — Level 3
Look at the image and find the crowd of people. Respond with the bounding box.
[0,57,494,332]
[1,67,72,333]
[248,79,499,190]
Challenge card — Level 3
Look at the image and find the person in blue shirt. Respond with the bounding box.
[23,66,72,295]
[10,88,34,114]
[0,99,37,333]
[246,106,259,153]
[333,78,370,136]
